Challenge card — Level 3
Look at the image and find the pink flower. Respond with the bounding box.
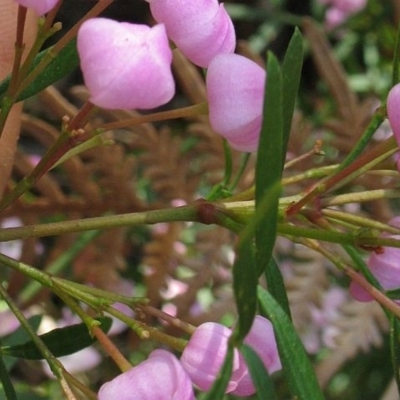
[350,217,400,302]
[77,18,174,110]
[98,349,194,400]
[231,316,282,396]
[14,0,58,16]
[181,317,281,395]
[322,0,367,30]
[333,0,366,13]
[180,322,247,392]
[146,0,235,68]
[387,84,400,146]
[206,53,266,152]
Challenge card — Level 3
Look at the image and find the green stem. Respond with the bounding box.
[278,223,400,248]
[339,111,385,170]
[0,283,71,389]
[286,136,398,216]
[321,188,400,207]
[104,306,188,352]
[19,230,100,304]
[322,209,400,235]
[0,253,53,289]
[0,206,198,242]
[17,0,114,96]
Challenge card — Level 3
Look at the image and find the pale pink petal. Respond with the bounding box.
[15,0,58,16]
[98,350,194,400]
[388,84,400,145]
[207,53,266,152]
[180,322,247,392]
[232,316,282,396]
[147,0,235,67]
[77,18,174,110]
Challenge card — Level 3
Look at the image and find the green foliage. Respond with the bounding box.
[0,39,79,103]
[258,286,324,400]
[1,317,112,360]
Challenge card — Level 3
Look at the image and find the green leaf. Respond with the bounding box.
[203,344,234,400]
[258,286,324,400]
[1,317,112,360]
[0,39,79,103]
[390,315,400,397]
[240,343,277,400]
[0,348,17,400]
[265,257,291,319]
[1,315,42,371]
[255,52,283,276]
[392,21,400,85]
[282,27,303,158]
[232,236,257,342]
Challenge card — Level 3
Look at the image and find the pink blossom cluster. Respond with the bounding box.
[73,0,265,152]
[98,316,281,399]
[318,0,367,30]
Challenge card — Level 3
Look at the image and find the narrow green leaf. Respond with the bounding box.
[232,236,257,342]
[0,347,17,400]
[282,27,304,157]
[258,286,324,400]
[241,343,277,400]
[255,52,283,277]
[203,345,234,400]
[390,315,400,397]
[1,315,42,371]
[0,39,79,103]
[1,317,112,360]
[392,22,400,85]
[265,257,291,319]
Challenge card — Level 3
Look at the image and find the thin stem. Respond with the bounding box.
[19,230,100,304]
[321,188,400,207]
[17,0,114,95]
[300,239,400,319]
[286,136,397,216]
[0,283,75,395]
[52,284,133,373]
[95,103,208,131]
[105,306,188,352]
[137,304,196,334]
[0,206,198,242]
[322,209,400,235]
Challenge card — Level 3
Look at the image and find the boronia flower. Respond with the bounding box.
[181,317,281,395]
[387,83,400,147]
[77,18,174,110]
[146,0,236,68]
[350,217,400,302]
[14,0,59,16]
[180,322,248,392]
[232,316,282,396]
[206,53,266,152]
[98,349,195,400]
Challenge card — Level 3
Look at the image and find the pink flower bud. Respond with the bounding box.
[77,18,174,110]
[232,316,282,396]
[146,0,236,68]
[180,322,247,392]
[98,349,194,400]
[14,0,58,15]
[387,84,400,146]
[350,217,400,302]
[206,53,266,152]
